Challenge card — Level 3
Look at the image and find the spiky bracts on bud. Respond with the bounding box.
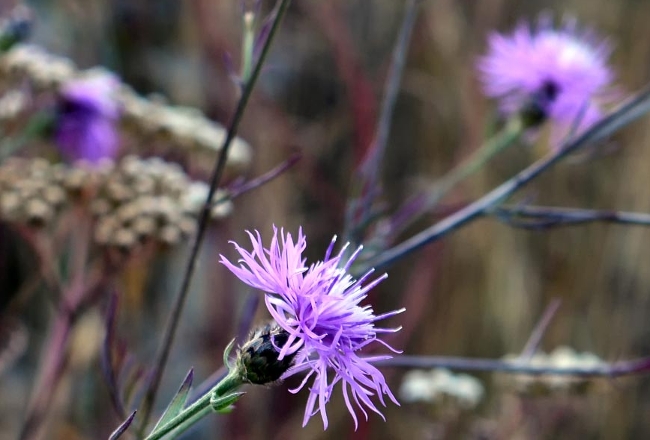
[235,323,296,385]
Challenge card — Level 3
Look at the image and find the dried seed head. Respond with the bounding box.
[94,217,119,244]
[0,154,234,244]
[117,88,251,171]
[131,216,157,237]
[42,186,66,206]
[113,228,137,249]
[0,89,27,121]
[0,192,20,220]
[0,158,71,227]
[25,198,54,225]
[180,181,233,219]
[177,217,197,236]
[158,224,182,246]
[89,198,112,216]
[90,156,231,251]
[0,44,76,90]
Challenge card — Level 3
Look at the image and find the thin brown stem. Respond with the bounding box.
[376,355,650,377]
[19,310,73,440]
[344,0,422,243]
[519,298,562,361]
[493,204,650,229]
[136,0,294,432]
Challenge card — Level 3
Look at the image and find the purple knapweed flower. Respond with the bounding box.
[478,16,615,143]
[220,227,405,429]
[55,72,120,164]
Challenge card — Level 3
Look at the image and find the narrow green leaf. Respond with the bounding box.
[151,368,194,432]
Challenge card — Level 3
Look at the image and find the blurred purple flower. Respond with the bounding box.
[55,72,120,164]
[220,227,404,430]
[478,16,615,142]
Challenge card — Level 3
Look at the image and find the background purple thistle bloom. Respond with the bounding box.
[220,227,405,429]
[477,16,615,143]
[54,72,120,164]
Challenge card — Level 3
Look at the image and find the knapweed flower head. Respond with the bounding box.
[55,71,120,164]
[220,227,405,429]
[478,15,615,143]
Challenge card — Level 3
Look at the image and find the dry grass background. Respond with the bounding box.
[4,0,650,439]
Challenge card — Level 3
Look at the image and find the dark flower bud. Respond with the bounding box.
[236,322,296,385]
[520,80,561,128]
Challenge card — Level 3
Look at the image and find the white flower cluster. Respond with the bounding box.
[399,368,484,409]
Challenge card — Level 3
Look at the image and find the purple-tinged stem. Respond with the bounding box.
[376,355,650,377]
[519,298,562,361]
[12,226,64,307]
[216,152,301,204]
[102,292,127,420]
[19,310,73,440]
[137,0,293,432]
[19,261,121,440]
[344,0,422,244]
[493,204,650,229]
[19,210,95,440]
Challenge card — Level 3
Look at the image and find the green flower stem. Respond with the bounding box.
[163,407,212,440]
[432,116,525,204]
[375,116,526,254]
[144,370,242,440]
[241,11,255,83]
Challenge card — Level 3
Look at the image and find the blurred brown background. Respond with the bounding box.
[3,0,650,439]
